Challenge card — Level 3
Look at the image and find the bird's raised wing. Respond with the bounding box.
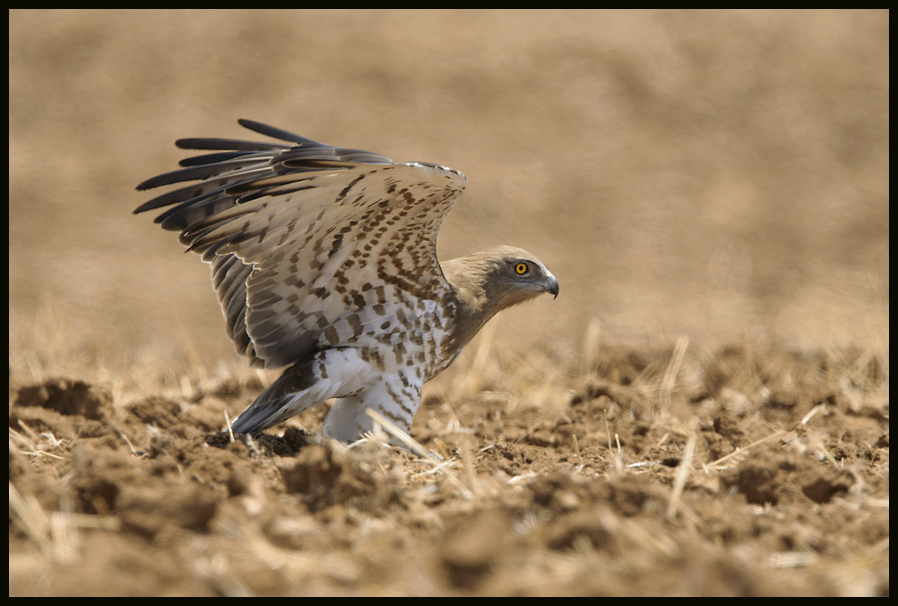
[136,119,467,369]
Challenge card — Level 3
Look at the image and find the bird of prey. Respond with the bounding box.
[135,119,558,442]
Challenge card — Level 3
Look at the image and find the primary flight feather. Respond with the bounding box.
[136,119,558,441]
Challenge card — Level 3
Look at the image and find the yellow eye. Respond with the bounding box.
[515,263,529,275]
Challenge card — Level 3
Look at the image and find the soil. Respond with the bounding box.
[9,344,888,596]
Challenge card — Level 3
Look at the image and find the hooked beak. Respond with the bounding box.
[544,275,559,299]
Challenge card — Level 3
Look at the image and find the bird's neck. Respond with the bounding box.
[440,255,503,357]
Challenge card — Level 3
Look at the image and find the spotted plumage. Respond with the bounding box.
[136,119,558,442]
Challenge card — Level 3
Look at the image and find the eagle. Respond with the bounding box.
[135,119,558,442]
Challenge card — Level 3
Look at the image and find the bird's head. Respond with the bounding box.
[443,245,558,314]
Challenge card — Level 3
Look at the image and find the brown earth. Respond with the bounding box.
[8,343,889,596]
[9,10,888,596]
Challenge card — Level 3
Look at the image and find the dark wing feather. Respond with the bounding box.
[136,119,467,369]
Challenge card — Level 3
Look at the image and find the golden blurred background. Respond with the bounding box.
[9,10,889,374]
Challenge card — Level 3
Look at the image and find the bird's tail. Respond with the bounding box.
[227,361,317,434]
[226,347,376,435]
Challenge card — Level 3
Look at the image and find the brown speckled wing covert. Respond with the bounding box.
[136,119,466,372]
